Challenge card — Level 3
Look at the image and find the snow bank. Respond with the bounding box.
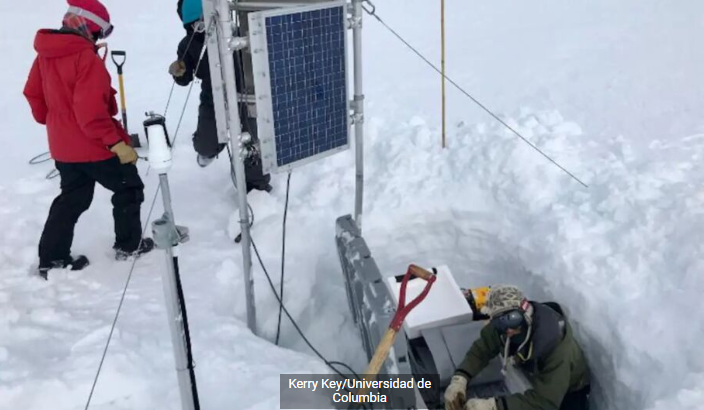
[371,110,704,410]
[254,106,704,410]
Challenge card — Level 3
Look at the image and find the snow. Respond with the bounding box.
[1,0,703,410]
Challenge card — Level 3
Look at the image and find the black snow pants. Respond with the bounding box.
[38,157,145,266]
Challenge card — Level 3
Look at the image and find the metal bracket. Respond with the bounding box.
[229,36,249,50]
[231,2,311,11]
[361,0,376,16]
[351,94,365,125]
[193,20,207,33]
[152,213,190,249]
[350,95,365,112]
[237,93,256,104]
[350,112,364,125]
[239,132,252,144]
[347,16,362,29]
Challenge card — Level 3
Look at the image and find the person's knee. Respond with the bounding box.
[58,184,94,214]
[77,189,95,212]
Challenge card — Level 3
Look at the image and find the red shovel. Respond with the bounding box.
[358,264,437,392]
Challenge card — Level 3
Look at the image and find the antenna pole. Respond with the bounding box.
[352,0,365,231]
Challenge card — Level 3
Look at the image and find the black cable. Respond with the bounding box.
[28,151,60,180]
[275,171,292,345]
[28,151,52,165]
[173,256,201,409]
[250,238,366,388]
[85,187,162,410]
[231,170,364,396]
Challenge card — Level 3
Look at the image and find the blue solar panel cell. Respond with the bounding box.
[263,5,349,168]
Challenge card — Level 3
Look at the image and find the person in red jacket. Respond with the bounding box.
[24,0,154,279]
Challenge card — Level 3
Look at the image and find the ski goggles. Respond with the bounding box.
[490,309,525,333]
[66,6,114,39]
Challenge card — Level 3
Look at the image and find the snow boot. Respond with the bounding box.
[114,238,156,261]
[38,255,90,280]
[197,154,215,168]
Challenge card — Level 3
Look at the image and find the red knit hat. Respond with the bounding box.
[63,0,113,38]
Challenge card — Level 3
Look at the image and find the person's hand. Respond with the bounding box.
[444,375,468,410]
[168,60,186,77]
[464,398,497,410]
[110,141,138,164]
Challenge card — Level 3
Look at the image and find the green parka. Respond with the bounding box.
[455,302,590,410]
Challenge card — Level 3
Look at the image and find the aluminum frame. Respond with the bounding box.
[247,0,352,174]
[204,0,258,334]
[202,0,231,144]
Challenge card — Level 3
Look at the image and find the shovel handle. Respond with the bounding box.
[362,328,397,381]
[356,265,437,396]
[391,265,436,331]
[111,50,126,73]
[408,264,434,280]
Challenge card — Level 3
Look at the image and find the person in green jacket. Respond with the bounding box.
[444,285,591,410]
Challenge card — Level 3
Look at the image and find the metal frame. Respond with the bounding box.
[335,215,416,409]
[145,115,200,410]
[153,176,200,410]
[205,0,258,334]
[247,0,352,174]
[233,1,320,11]
[350,0,364,228]
[202,0,231,145]
[203,0,365,337]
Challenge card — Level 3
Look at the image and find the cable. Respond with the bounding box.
[84,187,161,410]
[146,24,210,178]
[361,0,589,189]
[28,152,60,180]
[250,237,369,410]
[28,152,51,165]
[173,256,201,408]
[275,171,292,345]
[223,155,364,402]
[250,238,367,393]
[164,23,201,117]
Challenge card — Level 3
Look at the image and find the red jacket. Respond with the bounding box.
[23,29,130,163]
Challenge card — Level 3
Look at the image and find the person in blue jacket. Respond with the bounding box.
[170,0,272,192]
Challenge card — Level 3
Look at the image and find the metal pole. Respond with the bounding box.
[441,0,446,148]
[214,0,258,334]
[352,0,365,231]
[155,175,200,410]
[145,112,199,410]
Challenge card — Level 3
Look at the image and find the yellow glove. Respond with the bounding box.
[110,141,138,165]
[444,375,468,410]
[168,60,187,77]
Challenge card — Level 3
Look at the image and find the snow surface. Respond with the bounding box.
[1,1,703,409]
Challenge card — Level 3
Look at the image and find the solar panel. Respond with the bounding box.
[248,1,350,174]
